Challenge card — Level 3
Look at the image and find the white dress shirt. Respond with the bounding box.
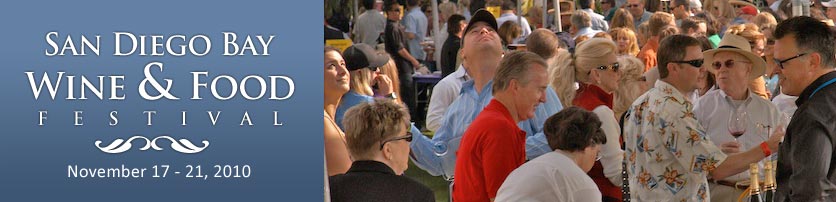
[425,65,470,132]
[694,89,782,182]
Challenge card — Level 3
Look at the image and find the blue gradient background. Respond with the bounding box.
[0,1,323,201]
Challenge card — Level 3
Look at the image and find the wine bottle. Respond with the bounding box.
[763,160,776,202]
[750,163,763,202]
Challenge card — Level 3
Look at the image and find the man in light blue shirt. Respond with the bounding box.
[402,0,427,63]
[409,10,563,179]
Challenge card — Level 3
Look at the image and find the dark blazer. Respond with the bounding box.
[329,160,435,202]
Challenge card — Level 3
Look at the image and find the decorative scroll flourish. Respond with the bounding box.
[95,135,209,154]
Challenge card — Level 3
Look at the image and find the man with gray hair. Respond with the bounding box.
[453,51,551,202]
[571,10,601,40]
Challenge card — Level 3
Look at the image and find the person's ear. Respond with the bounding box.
[509,79,520,92]
[382,143,393,161]
[809,52,823,70]
[667,62,678,76]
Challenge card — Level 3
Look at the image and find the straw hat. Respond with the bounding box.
[703,34,766,80]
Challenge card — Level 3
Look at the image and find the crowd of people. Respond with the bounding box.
[325,0,836,201]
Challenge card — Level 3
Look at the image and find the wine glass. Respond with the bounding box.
[728,107,749,142]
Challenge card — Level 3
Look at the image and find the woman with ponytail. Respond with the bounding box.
[550,38,625,201]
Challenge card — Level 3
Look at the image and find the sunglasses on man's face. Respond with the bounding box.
[671,59,705,68]
[711,59,751,70]
[627,4,641,8]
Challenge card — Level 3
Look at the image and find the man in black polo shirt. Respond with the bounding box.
[772,16,836,201]
[383,0,421,121]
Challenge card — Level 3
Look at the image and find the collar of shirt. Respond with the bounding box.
[718,88,754,108]
[452,65,471,82]
[460,79,494,98]
[796,71,836,106]
[346,160,397,175]
[574,83,614,110]
[654,80,689,101]
[485,99,519,128]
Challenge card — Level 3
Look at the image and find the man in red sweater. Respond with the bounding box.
[452,51,550,201]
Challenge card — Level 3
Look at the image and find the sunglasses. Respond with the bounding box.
[711,59,751,70]
[390,8,401,13]
[626,4,641,8]
[773,53,808,70]
[379,132,413,150]
[671,59,704,68]
[596,62,620,72]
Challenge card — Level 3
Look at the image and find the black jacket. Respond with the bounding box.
[329,160,435,202]
[775,71,836,202]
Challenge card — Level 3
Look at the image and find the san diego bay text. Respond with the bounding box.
[67,164,251,180]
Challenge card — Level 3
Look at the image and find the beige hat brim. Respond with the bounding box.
[703,48,766,80]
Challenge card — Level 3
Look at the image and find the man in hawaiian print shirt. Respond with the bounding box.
[623,35,785,201]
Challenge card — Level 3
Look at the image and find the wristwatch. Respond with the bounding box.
[385,92,398,100]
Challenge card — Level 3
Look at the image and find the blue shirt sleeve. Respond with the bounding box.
[522,86,563,159]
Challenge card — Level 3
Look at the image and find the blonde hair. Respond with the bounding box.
[439,2,457,22]
[753,12,778,29]
[349,68,374,96]
[704,0,735,23]
[609,28,640,56]
[342,99,411,160]
[551,38,618,108]
[614,56,647,118]
[725,23,765,43]
[594,32,612,40]
[378,57,402,103]
[611,8,636,31]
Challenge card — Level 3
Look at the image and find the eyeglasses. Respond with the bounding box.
[773,53,808,70]
[390,9,401,13]
[596,62,620,72]
[626,4,641,8]
[711,59,751,70]
[671,59,705,68]
[379,132,413,150]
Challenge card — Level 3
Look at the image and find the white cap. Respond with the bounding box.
[824,0,836,8]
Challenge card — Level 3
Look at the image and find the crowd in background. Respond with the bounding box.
[325,0,836,201]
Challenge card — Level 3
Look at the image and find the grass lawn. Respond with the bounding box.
[404,130,451,202]
[405,161,450,202]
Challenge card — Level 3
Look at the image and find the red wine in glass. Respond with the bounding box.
[731,131,745,139]
[728,108,748,141]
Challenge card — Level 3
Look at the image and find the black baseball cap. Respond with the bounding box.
[463,9,498,39]
[342,44,390,71]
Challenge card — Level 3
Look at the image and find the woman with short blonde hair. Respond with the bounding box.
[330,100,435,201]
